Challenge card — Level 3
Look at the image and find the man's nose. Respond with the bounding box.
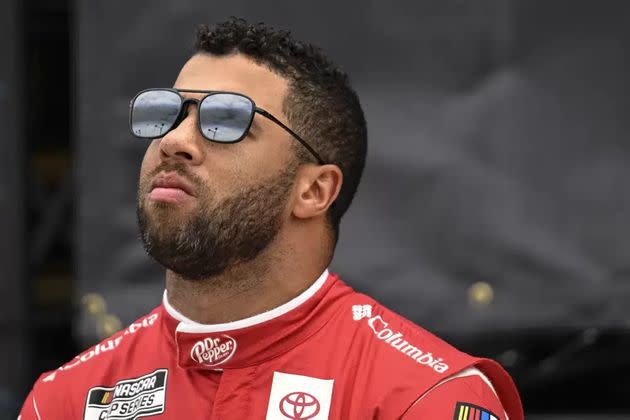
[158,106,205,165]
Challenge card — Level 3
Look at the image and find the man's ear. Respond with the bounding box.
[292,164,343,219]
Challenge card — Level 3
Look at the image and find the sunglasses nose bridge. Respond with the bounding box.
[171,97,201,130]
[180,97,201,116]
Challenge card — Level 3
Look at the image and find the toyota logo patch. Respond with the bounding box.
[279,392,321,419]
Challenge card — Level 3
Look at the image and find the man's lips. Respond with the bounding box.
[149,172,196,203]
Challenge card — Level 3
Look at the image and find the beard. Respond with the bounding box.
[136,162,297,281]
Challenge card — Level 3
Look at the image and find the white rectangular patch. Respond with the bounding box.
[266,371,334,420]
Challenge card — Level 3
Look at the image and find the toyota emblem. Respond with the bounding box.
[279,392,321,419]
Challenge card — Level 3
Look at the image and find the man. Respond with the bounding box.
[20,18,523,419]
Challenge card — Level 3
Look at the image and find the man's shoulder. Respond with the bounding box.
[328,282,523,419]
[22,307,164,418]
[330,283,476,380]
[34,306,163,388]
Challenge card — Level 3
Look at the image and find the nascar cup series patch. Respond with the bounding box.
[83,369,168,420]
[454,402,500,420]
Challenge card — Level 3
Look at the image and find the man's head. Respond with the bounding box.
[136,18,367,280]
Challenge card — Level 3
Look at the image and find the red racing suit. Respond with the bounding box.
[20,270,523,419]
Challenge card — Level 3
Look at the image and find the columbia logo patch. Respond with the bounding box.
[454,402,500,420]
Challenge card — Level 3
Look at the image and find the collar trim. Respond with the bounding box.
[163,269,330,334]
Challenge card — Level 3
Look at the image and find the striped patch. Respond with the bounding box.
[453,402,500,420]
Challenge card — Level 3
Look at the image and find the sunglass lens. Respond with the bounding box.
[199,94,254,142]
[131,90,182,138]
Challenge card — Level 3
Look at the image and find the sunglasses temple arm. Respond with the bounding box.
[256,109,325,165]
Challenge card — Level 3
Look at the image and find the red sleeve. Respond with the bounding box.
[402,374,507,420]
[19,373,72,420]
[18,389,40,420]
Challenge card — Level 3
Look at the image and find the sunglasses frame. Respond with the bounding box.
[129,88,325,165]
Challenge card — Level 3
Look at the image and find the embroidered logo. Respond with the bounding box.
[266,372,334,420]
[453,402,500,420]
[365,314,450,373]
[279,392,320,419]
[83,369,168,420]
[190,335,237,367]
[352,304,372,321]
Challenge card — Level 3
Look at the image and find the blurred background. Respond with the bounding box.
[1,0,630,418]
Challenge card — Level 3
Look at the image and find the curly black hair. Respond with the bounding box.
[194,17,367,244]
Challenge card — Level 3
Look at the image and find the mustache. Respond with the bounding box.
[141,162,205,194]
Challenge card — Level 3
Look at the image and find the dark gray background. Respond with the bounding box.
[0,0,28,411]
[78,0,630,333]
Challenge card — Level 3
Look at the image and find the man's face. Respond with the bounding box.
[137,53,298,280]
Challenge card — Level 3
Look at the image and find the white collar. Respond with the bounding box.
[163,269,330,333]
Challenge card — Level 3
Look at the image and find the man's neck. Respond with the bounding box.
[164,234,330,324]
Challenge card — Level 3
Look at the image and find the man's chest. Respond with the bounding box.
[165,355,365,420]
[79,345,387,420]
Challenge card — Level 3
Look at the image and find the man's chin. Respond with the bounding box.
[148,249,228,281]
[142,198,202,220]
[139,207,196,235]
